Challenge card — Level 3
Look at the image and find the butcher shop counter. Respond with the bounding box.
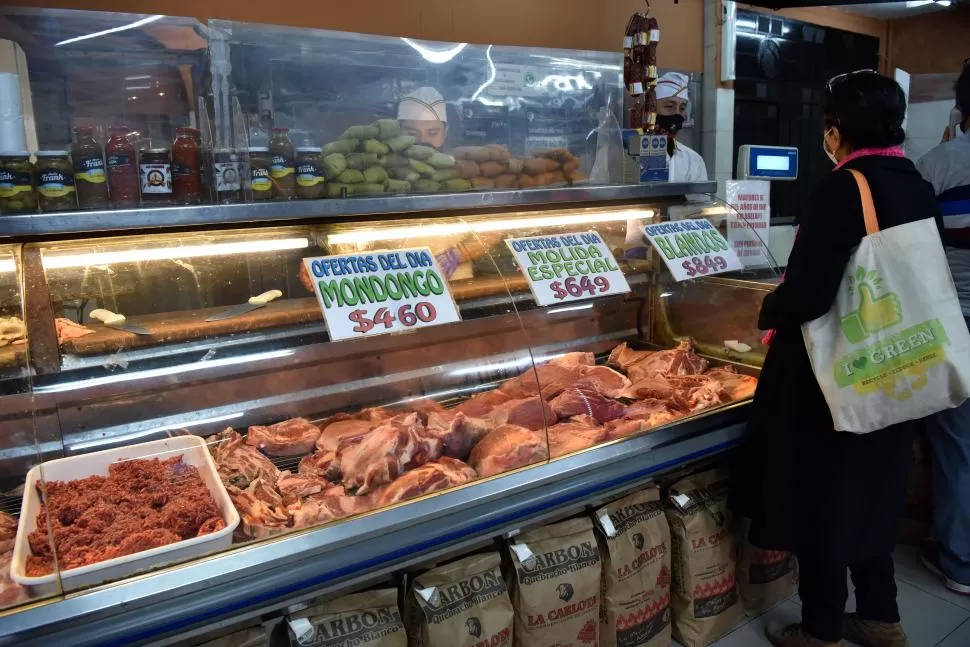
[0,183,777,645]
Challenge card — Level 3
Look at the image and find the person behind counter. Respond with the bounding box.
[398,86,448,150]
[734,71,943,647]
[916,58,970,597]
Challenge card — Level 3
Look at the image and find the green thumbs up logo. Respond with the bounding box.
[840,266,903,343]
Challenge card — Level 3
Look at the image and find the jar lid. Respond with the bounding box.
[213,147,238,154]
[176,126,201,135]
[271,127,289,133]
[73,125,94,134]
[109,125,129,131]
[247,146,270,152]
[144,148,170,154]
[36,150,68,157]
[296,146,322,153]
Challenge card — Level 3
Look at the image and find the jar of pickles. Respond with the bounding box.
[295,147,325,199]
[0,152,37,215]
[247,147,273,201]
[34,151,77,212]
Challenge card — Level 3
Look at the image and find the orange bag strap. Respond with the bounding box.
[847,169,880,236]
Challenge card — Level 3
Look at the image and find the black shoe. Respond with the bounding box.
[921,545,970,595]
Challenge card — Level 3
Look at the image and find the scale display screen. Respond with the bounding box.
[738,145,799,181]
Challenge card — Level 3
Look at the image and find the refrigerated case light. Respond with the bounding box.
[42,237,310,269]
[401,38,468,64]
[55,14,165,47]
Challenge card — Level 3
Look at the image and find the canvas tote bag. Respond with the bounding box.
[801,169,970,432]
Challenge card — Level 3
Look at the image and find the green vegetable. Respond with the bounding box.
[363,139,390,156]
[385,135,416,153]
[336,169,365,184]
[385,179,411,194]
[326,183,352,198]
[442,178,472,192]
[373,119,402,140]
[363,166,389,184]
[406,145,435,160]
[428,153,456,169]
[381,153,410,169]
[412,179,441,193]
[352,183,385,196]
[431,169,456,182]
[322,153,347,179]
[409,159,435,176]
[323,139,358,155]
[388,168,420,182]
[346,152,379,170]
[342,125,379,140]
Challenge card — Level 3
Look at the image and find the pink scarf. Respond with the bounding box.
[760,146,905,346]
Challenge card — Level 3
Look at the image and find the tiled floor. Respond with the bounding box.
[681,545,970,647]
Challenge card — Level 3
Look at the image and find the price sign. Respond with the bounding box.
[642,218,744,282]
[303,247,461,341]
[505,232,631,307]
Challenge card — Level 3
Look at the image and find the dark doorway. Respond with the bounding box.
[733,10,880,223]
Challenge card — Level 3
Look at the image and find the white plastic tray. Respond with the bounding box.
[10,435,239,596]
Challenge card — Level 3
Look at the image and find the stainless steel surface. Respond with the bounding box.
[100,321,153,336]
[0,408,746,647]
[0,183,716,238]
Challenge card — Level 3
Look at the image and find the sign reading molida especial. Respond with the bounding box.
[835,265,948,399]
[303,247,461,342]
[505,232,631,306]
[642,219,744,282]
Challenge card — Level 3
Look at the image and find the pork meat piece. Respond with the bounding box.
[549,387,625,423]
[572,365,632,398]
[622,399,684,427]
[246,417,321,456]
[454,389,511,418]
[0,552,26,608]
[667,375,730,412]
[625,339,709,382]
[499,363,582,400]
[336,413,443,495]
[0,511,16,554]
[399,398,447,423]
[55,317,95,344]
[426,410,494,459]
[316,407,392,431]
[548,352,595,369]
[468,424,549,478]
[546,415,608,458]
[607,342,653,371]
[378,457,478,506]
[705,367,758,401]
[277,470,330,506]
[210,428,281,489]
[487,397,556,431]
[226,483,290,541]
[618,375,677,401]
[287,492,377,530]
[299,451,337,479]
[315,418,377,452]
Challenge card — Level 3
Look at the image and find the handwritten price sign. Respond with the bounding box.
[506,232,630,306]
[303,247,461,341]
[642,219,744,282]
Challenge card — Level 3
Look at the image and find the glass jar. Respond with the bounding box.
[213,148,242,204]
[105,125,139,209]
[139,148,172,205]
[0,153,37,215]
[71,126,109,209]
[247,147,273,201]
[269,127,296,200]
[172,127,202,205]
[295,147,325,199]
[34,151,77,212]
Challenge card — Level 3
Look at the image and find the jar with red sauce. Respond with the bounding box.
[172,127,202,205]
[105,125,139,209]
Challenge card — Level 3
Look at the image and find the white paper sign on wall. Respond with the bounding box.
[725,179,771,268]
[642,218,744,282]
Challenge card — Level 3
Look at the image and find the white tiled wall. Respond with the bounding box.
[907,100,954,162]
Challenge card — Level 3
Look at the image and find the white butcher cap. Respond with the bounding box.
[656,72,690,101]
[398,86,448,123]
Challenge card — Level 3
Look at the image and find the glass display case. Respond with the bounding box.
[0,7,773,643]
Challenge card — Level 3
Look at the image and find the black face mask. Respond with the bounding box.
[656,113,685,137]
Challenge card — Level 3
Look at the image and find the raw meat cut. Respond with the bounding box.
[316,407,392,431]
[425,410,493,459]
[621,399,684,428]
[548,352,595,369]
[705,367,758,401]
[315,418,376,452]
[549,387,625,423]
[299,451,337,479]
[625,339,709,382]
[335,413,443,495]
[572,365,632,398]
[245,476,284,508]
[0,511,16,554]
[468,424,549,477]
[454,389,511,418]
[277,470,330,505]
[618,375,678,401]
[0,552,26,608]
[608,342,653,371]
[287,491,377,529]
[55,318,94,344]
[546,415,608,458]
[398,398,447,423]
[209,429,280,490]
[246,418,321,456]
[487,396,555,430]
[378,457,478,506]
[667,375,730,412]
[227,483,290,540]
[498,363,581,400]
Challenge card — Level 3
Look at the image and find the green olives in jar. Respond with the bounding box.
[35,151,77,212]
[0,153,37,215]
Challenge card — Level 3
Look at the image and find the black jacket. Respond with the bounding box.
[733,155,943,564]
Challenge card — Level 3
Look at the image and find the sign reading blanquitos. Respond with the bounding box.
[303,247,461,342]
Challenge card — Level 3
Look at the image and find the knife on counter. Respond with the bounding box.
[90,309,153,336]
[205,290,283,322]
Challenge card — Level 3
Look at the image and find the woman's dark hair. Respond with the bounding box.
[823,72,906,149]
[956,60,970,119]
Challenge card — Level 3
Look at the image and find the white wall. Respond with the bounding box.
[906,99,953,162]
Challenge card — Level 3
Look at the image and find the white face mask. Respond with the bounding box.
[823,128,839,165]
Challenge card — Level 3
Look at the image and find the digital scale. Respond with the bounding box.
[736,145,799,181]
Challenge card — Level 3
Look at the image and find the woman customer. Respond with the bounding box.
[734,71,943,647]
